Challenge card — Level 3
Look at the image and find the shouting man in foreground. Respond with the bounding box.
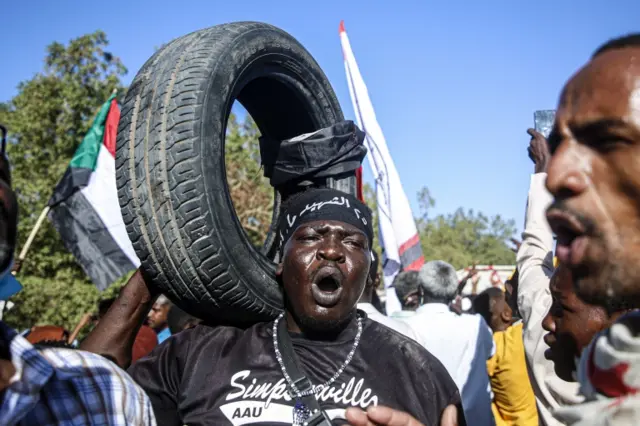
[543,34,640,424]
[86,188,463,426]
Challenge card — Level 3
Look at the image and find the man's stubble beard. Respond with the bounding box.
[576,230,640,312]
[285,296,356,337]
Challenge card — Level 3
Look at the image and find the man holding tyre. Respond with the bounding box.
[86,188,464,426]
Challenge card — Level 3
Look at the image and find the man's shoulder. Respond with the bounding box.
[411,306,481,327]
[160,321,270,352]
[365,310,416,338]
[41,347,148,393]
[451,312,487,333]
[40,346,123,371]
[364,320,447,372]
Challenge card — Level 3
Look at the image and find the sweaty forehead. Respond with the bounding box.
[296,220,364,235]
[550,266,573,295]
[558,48,640,124]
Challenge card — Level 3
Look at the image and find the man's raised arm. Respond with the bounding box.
[80,269,157,368]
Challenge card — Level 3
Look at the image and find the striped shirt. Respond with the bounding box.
[0,322,156,425]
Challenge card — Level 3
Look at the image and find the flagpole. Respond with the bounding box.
[13,205,50,275]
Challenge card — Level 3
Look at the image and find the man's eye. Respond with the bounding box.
[344,239,363,248]
[585,136,633,153]
[550,299,563,316]
[560,303,574,313]
[299,234,319,241]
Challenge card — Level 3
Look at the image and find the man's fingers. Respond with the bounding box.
[365,406,423,426]
[441,405,458,426]
[346,407,375,426]
[347,405,455,426]
[527,128,539,138]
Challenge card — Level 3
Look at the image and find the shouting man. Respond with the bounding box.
[89,188,463,425]
[543,34,640,424]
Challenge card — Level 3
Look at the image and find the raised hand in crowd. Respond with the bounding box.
[526,128,551,173]
[346,405,459,426]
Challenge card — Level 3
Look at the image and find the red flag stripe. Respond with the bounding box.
[102,99,120,158]
[404,256,425,272]
[398,234,420,255]
[356,166,363,201]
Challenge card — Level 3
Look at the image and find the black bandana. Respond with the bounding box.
[277,188,373,252]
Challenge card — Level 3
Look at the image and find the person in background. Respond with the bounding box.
[147,294,172,343]
[473,288,538,426]
[390,270,421,319]
[358,252,417,340]
[167,305,201,335]
[541,264,630,384]
[0,133,155,425]
[403,260,495,425]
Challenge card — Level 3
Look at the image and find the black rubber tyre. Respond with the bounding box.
[116,22,355,324]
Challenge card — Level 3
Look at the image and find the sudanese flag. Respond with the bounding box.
[48,94,140,290]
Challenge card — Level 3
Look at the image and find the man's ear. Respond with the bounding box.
[501,305,513,323]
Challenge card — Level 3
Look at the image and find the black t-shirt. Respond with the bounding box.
[128,314,463,426]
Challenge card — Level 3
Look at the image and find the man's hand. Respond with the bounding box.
[449,296,463,315]
[527,128,551,174]
[345,405,458,426]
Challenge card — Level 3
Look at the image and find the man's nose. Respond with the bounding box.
[542,311,556,333]
[317,238,345,263]
[546,142,589,198]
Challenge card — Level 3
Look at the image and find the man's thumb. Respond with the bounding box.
[441,405,458,426]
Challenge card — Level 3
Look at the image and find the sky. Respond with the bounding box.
[3,0,640,234]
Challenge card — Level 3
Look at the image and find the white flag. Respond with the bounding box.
[339,21,424,314]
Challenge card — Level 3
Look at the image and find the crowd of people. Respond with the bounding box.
[2,32,640,426]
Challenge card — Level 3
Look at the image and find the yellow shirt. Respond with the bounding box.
[487,322,539,426]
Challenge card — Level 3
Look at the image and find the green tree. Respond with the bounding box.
[225,112,274,247]
[416,186,516,269]
[0,31,127,331]
[365,184,515,271]
[362,183,383,273]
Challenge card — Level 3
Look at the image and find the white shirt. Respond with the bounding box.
[357,303,418,341]
[402,303,495,426]
[390,310,416,319]
[517,173,582,425]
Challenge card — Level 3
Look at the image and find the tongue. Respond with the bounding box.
[556,236,588,266]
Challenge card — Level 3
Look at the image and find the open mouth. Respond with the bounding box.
[546,209,588,266]
[311,266,343,307]
[543,333,556,360]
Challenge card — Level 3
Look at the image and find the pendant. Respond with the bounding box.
[293,400,311,426]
